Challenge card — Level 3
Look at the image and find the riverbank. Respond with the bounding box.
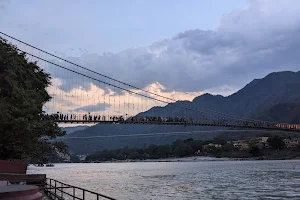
[86,148,300,163]
[85,136,300,163]
[212,148,300,160]
[86,154,300,164]
[89,156,232,163]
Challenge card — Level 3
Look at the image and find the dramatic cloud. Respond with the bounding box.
[3,0,300,117]
[43,0,300,95]
[44,82,203,115]
[30,0,300,118]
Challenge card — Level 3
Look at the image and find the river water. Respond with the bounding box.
[28,159,300,200]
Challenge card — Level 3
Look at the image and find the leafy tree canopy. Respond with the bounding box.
[267,136,285,150]
[0,38,66,163]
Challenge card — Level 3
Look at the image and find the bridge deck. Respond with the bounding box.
[54,120,300,132]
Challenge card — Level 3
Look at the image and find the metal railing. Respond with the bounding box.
[44,178,117,200]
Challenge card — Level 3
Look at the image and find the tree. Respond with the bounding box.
[128,151,140,160]
[173,142,193,157]
[183,138,194,144]
[189,140,203,152]
[156,145,172,158]
[249,146,261,157]
[267,136,285,150]
[222,143,234,152]
[0,38,66,162]
[146,145,159,158]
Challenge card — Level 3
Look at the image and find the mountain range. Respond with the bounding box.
[144,71,300,121]
[60,71,300,154]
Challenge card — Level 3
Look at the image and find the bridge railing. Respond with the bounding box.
[44,178,117,200]
[46,113,300,131]
[45,113,124,122]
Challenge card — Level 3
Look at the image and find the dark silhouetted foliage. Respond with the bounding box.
[0,38,66,163]
[85,139,203,162]
[267,136,285,150]
[249,146,261,157]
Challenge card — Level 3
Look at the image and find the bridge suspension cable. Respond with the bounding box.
[0,31,272,124]
[1,31,300,132]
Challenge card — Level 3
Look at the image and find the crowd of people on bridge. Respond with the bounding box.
[45,112,271,126]
[45,113,122,121]
[45,113,191,123]
[43,112,300,130]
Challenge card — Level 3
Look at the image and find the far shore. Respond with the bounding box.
[83,155,300,164]
[28,156,300,167]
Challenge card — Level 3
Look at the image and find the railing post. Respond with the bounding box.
[73,187,75,200]
[43,178,116,200]
[43,178,46,189]
[54,180,57,197]
[61,183,63,198]
[45,178,48,196]
[49,179,51,196]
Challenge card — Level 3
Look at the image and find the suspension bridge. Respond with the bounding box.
[1,31,300,132]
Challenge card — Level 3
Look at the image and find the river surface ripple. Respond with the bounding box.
[28,160,300,200]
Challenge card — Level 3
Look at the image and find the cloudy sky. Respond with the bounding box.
[1,0,300,115]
